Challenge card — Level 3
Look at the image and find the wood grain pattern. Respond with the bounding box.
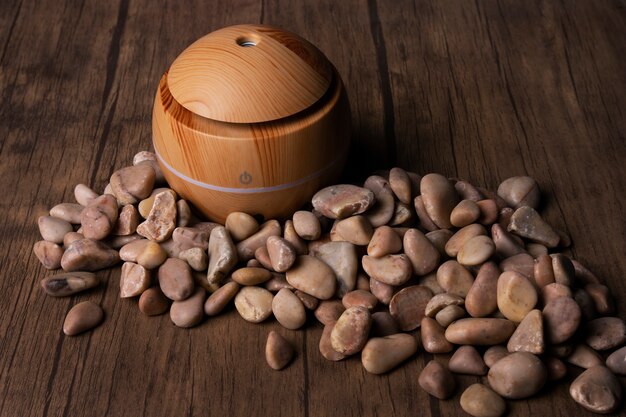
[0,1,624,417]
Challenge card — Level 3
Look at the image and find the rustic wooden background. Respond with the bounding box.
[1,0,624,416]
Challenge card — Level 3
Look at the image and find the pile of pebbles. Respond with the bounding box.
[33,151,624,416]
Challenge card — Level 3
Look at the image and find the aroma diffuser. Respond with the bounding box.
[152,24,351,222]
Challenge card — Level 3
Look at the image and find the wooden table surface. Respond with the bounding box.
[1,1,624,416]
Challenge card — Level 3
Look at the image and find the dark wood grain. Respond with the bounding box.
[1,1,624,416]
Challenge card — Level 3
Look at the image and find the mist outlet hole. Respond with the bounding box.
[236,37,257,47]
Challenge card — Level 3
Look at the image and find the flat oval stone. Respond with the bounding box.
[266,331,294,370]
[457,235,495,266]
[413,195,439,232]
[425,293,465,318]
[312,241,358,297]
[445,318,515,345]
[403,228,440,275]
[292,210,321,240]
[460,384,506,417]
[38,215,73,244]
[157,258,194,301]
[272,288,306,330]
[545,356,567,381]
[542,283,573,305]
[225,211,259,242]
[236,220,281,261]
[389,285,433,331]
[570,366,622,414]
[487,352,547,399]
[319,322,346,361]
[363,175,396,227]
[436,260,474,298]
[362,254,412,286]
[314,300,345,325]
[543,296,581,344]
[231,267,272,286]
[369,277,394,305]
[484,346,510,368]
[63,301,104,336]
[207,225,238,284]
[40,272,99,297]
[454,179,484,201]
[342,289,378,310]
[449,345,488,375]
[435,305,466,328]
[465,262,500,317]
[445,224,487,257]
[61,238,120,272]
[234,286,273,323]
[499,253,535,279]
[74,183,98,206]
[497,271,537,323]
[33,240,64,269]
[606,346,626,375]
[497,176,540,209]
[421,317,453,353]
[334,215,374,245]
[283,220,308,256]
[120,262,150,298]
[420,173,459,229]
[266,236,296,272]
[286,255,336,300]
[585,317,626,351]
[170,287,206,328]
[552,254,575,286]
[50,203,83,224]
[566,344,604,369]
[389,202,413,226]
[312,184,375,219]
[418,360,456,400]
[450,199,481,228]
[331,306,372,355]
[139,286,170,316]
[176,199,191,227]
[361,333,418,374]
[367,226,402,257]
[204,281,240,316]
[534,254,555,287]
[389,167,412,204]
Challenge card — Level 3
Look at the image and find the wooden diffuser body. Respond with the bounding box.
[152,24,351,222]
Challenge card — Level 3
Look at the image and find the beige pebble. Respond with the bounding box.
[107,235,146,252]
[225,211,259,242]
[263,273,293,292]
[508,206,559,248]
[420,173,459,229]
[171,226,209,251]
[497,271,537,322]
[389,167,411,204]
[292,210,321,240]
[445,318,515,345]
[137,191,177,242]
[231,267,270,286]
[569,366,622,414]
[330,306,371,355]
[361,333,417,374]
[121,240,166,270]
[499,253,535,279]
[449,345,488,375]
[487,352,546,399]
[176,199,191,227]
[133,151,165,183]
[497,176,540,209]
[491,224,525,258]
[63,301,104,336]
[418,360,456,400]
[266,236,296,272]
[403,228,440,275]
[312,241,357,297]
[33,240,64,269]
[204,281,239,316]
[526,243,548,258]
[342,290,378,310]
[369,277,394,305]
[266,331,294,370]
[170,287,205,328]
[457,235,495,266]
[363,175,396,227]
[314,300,345,325]
[450,200,481,228]
[40,272,99,297]
[388,202,413,226]
[543,296,581,344]
[484,346,510,368]
[420,273,444,295]
[465,262,500,318]
[421,317,453,353]
[120,262,150,298]
[445,224,486,257]
[585,317,626,351]
[138,286,170,316]
[585,283,615,316]
[272,288,306,330]
[507,309,543,354]
[158,258,194,301]
[435,305,466,328]
[286,255,336,300]
[236,220,281,261]
[234,286,273,323]
[534,254,555,288]
[207,226,238,285]
[63,231,84,247]
[312,184,375,219]
[367,226,402,257]
[460,384,506,417]
[370,311,400,337]
[283,220,308,255]
[319,322,346,361]
[436,260,474,298]
[74,183,99,206]
[112,204,139,236]
[425,293,464,317]
[38,215,73,244]
[413,195,439,232]
[110,164,155,205]
[61,238,120,271]
[178,247,208,271]
[294,290,318,310]
[50,203,83,224]
[362,254,412,286]
[606,346,626,376]
[389,285,433,331]
[333,215,373,245]
[566,344,604,369]
[551,254,575,286]
[476,199,499,225]
[541,282,573,305]
[425,229,453,258]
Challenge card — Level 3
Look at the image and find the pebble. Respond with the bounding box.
[491,224,525,258]
[572,259,602,285]
[230,267,270,286]
[178,247,208,271]
[266,331,294,370]
[403,228,440,275]
[157,258,194,301]
[176,199,191,227]
[283,220,308,255]
[363,175,396,227]
[534,254,555,287]
[389,202,413,226]
[526,243,548,258]
[263,272,292,292]
[507,206,559,248]
[342,290,378,310]
[445,318,516,345]
[80,194,119,240]
[484,346,510,368]
[506,309,544,354]
[314,300,345,325]
[110,164,156,205]
[139,286,171,316]
[113,204,139,236]
[476,199,498,225]
[207,226,238,284]
[450,200,481,228]
[421,317,453,353]
[333,215,374,245]
[234,286,273,323]
[460,384,506,417]
[312,241,357,297]
[445,224,486,257]
[136,241,168,269]
[435,304,465,327]
[137,190,177,242]
[418,360,456,400]
[225,211,259,242]
[541,283,573,305]
[420,173,459,229]
[413,195,439,232]
[50,203,83,224]
[606,346,626,375]
[369,277,394,305]
[361,333,418,374]
[33,240,64,269]
[497,176,540,209]
[204,281,239,316]
[436,260,474,298]
[569,366,622,414]
[454,179,484,201]
[449,345,488,375]
[543,296,581,344]
[370,311,400,337]
[63,301,104,336]
[425,293,464,317]
[585,283,615,316]
[457,235,495,266]
[61,238,120,271]
[294,290,318,310]
[499,253,535,279]
[120,262,150,298]
[292,210,321,240]
[286,255,336,300]
[585,317,626,351]
[170,287,206,328]
[545,356,567,381]
[551,253,575,286]
[40,272,99,297]
[133,151,165,184]
[497,271,537,322]
[319,322,346,361]
[362,254,412,286]
[389,285,433,331]
[272,288,306,329]
[425,228,455,256]
[236,220,281,261]
[566,344,604,369]
[266,236,296,272]
[389,167,411,204]
[74,183,99,206]
[487,352,547,399]
[465,261,500,317]
[311,184,375,219]
[367,226,402,257]
[171,227,209,251]
[63,231,84,247]
[331,306,372,355]
[38,215,73,244]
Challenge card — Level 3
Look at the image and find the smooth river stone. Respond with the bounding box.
[569,366,622,414]
[207,225,238,284]
[449,345,488,375]
[112,204,139,236]
[204,281,240,316]
[362,254,412,286]
[286,255,336,300]
[313,241,357,297]
[403,228,440,275]
[389,285,433,331]
[266,236,296,272]
[342,290,378,310]
[507,206,559,248]
[33,240,64,269]
[491,223,526,258]
[450,199,481,228]
[172,226,209,251]
[170,287,205,328]
[292,210,321,240]
[585,317,626,351]
[333,215,374,245]
[361,333,418,374]
[543,296,581,344]
[120,262,150,298]
[606,346,626,375]
[61,238,120,272]
[266,331,294,370]
[487,352,547,399]
[231,267,272,286]
[457,235,495,266]
[436,260,474,298]
[497,176,540,209]
[139,286,170,316]
[330,306,372,355]
[236,220,281,261]
[50,203,83,224]
[38,215,73,244]
[314,300,345,325]
[367,225,402,257]
[389,167,412,204]
[435,305,466,328]
[234,286,274,323]
[507,309,544,354]
[421,317,453,353]
[40,272,99,296]
[225,211,259,242]
[418,360,456,400]
[424,293,464,317]
[445,223,487,257]
[312,184,375,219]
[272,288,306,330]
[74,183,99,206]
[63,301,104,336]
[445,318,515,345]
[460,384,506,417]
[465,261,500,318]
[363,175,396,227]
[110,164,155,205]
[413,195,439,232]
[496,271,537,323]
[158,258,194,301]
[420,173,459,229]
[80,194,119,240]
[178,247,208,271]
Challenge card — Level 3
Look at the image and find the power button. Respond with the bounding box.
[239,171,252,185]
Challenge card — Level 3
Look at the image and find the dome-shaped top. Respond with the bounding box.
[167,24,334,124]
